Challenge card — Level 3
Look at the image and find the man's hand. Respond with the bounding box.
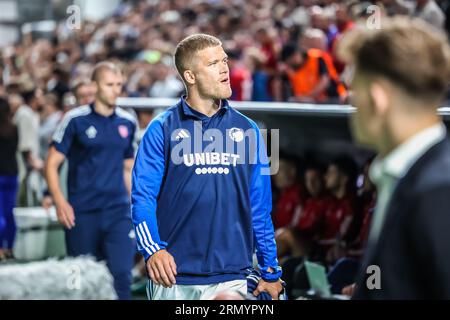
[342,283,356,297]
[41,195,54,210]
[147,249,177,288]
[54,196,75,229]
[29,156,44,172]
[253,278,283,300]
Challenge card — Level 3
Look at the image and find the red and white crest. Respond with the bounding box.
[118,125,129,138]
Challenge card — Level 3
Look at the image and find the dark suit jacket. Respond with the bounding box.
[354,137,450,299]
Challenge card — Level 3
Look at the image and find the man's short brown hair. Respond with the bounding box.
[338,17,450,103]
[174,34,222,82]
[91,61,123,83]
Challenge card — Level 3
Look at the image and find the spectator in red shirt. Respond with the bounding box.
[255,27,279,74]
[254,26,282,101]
[327,159,377,295]
[276,162,329,261]
[318,156,358,265]
[295,164,327,232]
[346,157,377,258]
[346,199,375,258]
[331,3,355,74]
[228,50,252,101]
[272,154,302,231]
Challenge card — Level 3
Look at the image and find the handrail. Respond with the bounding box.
[116,97,450,118]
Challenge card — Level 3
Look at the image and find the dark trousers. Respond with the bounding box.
[65,204,135,300]
[0,175,18,249]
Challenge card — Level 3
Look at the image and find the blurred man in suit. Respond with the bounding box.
[337,17,450,299]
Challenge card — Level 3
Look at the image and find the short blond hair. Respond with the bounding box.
[338,17,450,103]
[174,34,222,82]
[91,61,123,83]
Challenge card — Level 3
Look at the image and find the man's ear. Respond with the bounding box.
[92,81,99,93]
[369,82,390,117]
[184,70,195,85]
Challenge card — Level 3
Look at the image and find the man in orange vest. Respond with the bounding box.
[280,43,347,103]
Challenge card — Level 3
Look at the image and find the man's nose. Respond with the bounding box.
[114,86,122,95]
[220,62,229,74]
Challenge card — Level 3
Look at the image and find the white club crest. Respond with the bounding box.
[86,126,97,139]
[229,127,244,142]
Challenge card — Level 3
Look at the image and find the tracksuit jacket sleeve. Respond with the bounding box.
[249,122,282,281]
[131,117,167,261]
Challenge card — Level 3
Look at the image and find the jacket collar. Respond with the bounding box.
[180,95,230,120]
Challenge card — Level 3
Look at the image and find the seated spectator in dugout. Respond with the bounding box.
[271,154,303,231]
[344,157,376,259]
[276,163,331,261]
[318,156,358,265]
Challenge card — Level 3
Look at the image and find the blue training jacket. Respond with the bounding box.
[131,97,281,285]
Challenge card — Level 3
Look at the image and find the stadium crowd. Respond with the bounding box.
[1,0,450,298]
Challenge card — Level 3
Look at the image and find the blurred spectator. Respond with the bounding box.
[254,26,281,101]
[335,3,355,35]
[280,43,346,103]
[247,47,273,102]
[254,27,279,77]
[378,0,414,16]
[272,154,302,230]
[442,0,450,36]
[228,50,252,101]
[300,28,328,52]
[71,78,96,106]
[309,5,339,51]
[322,161,383,295]
[276,163,330,260]
[345,157,376,255]
[39,93,64,160]
[62,92,78,113]
[135,109,155,144]
[331,3,355,74]
[128,70,153,98]
[295,163,328,234]
[47,67,70,101]
[300,28,348,100]
[148,60,184,98]
[319,156,358,265]
[0,97,18,261]
[413,0,445,29]
[9,92,44,207]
